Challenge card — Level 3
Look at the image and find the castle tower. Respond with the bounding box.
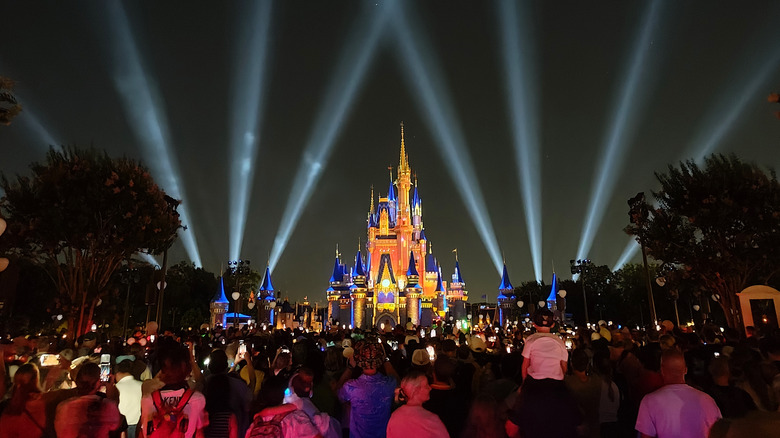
[447,252,469,319]
[351,249,368,329]
[497,263,515,326]
[210,277,229,328]
[404,251,422,326]
[257,266,276,325]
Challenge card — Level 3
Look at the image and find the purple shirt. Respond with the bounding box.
[338,373,396,438]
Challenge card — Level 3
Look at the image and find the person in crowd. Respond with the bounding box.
[386,369,449,438]
[203,349,252,437]
[521,308,568,383]
[283,367,341,438]
[592,349,621,437]
[506,309,582,438]
[462,394,506,438]
[247,376,322,438]
[139,343,208,438]
[114,358,144,438]
[705,356,756,418]
[55,362,122,438]
[635,349,721,438]
[337,339,398,438]
[0,363,47,438]
[423,356,469,438]
[565,348,602,438]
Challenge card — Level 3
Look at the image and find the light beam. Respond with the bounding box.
[392,3,503,274]
[268,2,392,272]
[612,239,640,272]
[576,0,664,260]
[497,0,542,281]
[229,1,273,262]
[688,47,780,161]
[102,2,202,267]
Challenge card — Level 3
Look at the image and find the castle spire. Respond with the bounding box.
[399,122,410,175]
[370,185,375,213]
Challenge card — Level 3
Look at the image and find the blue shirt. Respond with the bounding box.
[338,372,396,438]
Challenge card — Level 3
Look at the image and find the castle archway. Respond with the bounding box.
[375,313,397,329]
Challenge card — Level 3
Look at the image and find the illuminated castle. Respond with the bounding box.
[326,124,469,329]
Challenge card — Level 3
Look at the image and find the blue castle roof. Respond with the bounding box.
[547,273,558,302]
[354,250,366,277]
[212,277,229,304]
[388,180,396,202]
[412,185,420,207]
[454,260,464,283]
[259,267,274,291]
[406,252,419,277]
[329,256,342,283]
[498,263,514,297]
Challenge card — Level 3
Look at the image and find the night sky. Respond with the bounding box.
[2,1,780,305]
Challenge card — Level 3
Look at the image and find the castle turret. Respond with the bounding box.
[405,251,422,326]
[498,263,515,326]
[351,249,367,329]
[210,277,229,328]
[258,266,276,325]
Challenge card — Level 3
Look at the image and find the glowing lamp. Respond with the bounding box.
[381,279,390,288]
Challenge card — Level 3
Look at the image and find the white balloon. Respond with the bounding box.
[558,290,567,298]
[538,301,546,308]
[269,301,277,308]
[693,304,700,311]
[516,301,524,308]
[0,218,6,235]
[0,258,8,272]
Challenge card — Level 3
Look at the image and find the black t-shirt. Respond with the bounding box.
[423,387,470,438]
[508,379,582,438]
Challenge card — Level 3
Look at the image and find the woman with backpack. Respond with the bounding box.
[246,378,322,438]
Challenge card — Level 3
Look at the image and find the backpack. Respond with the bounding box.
[149,388,194,438]
[247,411,292,438]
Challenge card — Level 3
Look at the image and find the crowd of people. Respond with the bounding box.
[2,310,780,438]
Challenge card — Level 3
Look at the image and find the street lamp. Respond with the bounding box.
[571,259,593,325]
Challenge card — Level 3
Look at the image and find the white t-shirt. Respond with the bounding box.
[140,388,208,438]
[386,405,449,438]
[635,383,721,438]
[116,375,143,426]
[522,333,568,380]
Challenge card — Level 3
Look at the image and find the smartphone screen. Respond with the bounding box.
[99,354,111,382]
[39,354,60,367]
[426,345,436,361]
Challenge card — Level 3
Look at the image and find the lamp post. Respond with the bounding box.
[628,192,658,324]
[571,259,593,325]
[119,266,140,341]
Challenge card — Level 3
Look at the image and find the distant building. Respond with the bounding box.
[327,125,469,329]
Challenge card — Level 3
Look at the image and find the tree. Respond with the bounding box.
[0,147,181,339]
[0,77,22,125]
[625,154,780,329]
[164,262,217,329]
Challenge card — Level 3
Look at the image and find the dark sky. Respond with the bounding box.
[2,1,780,305]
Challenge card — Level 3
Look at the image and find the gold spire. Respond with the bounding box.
[336,244,340,259]
[369,185,374,213]
[399,122,409,175]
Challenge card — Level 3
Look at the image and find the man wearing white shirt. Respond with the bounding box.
[115,358,143,438]
[635,349,721,438]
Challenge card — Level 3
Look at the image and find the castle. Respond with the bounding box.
[326,124,469,329]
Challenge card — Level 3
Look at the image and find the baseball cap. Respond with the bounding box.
[532,308,555,327]
[411,349,431,367]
